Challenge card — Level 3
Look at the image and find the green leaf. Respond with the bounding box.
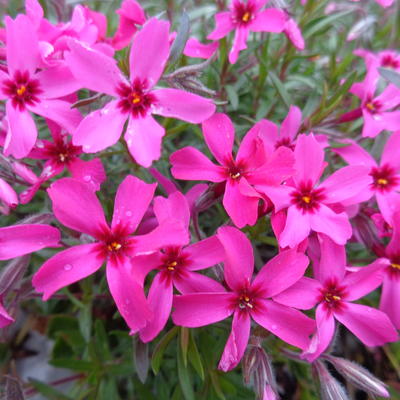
[94,319,112,361]
[28,379,74,400]
[169,11,190,64]
[269,71,291,109]
[151,326,179,374]
[379,67,400,88]
[180,327,189,367]
[225,85,239,110]
[303,10,353,39]
[79,305,92,343]
[177,343,195,400]
[50,358,96,372]
[210,371,226,400]
[188,332,205,380]
[134,338,149,384]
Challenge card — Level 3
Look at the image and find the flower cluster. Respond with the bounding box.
[0,0,399,398]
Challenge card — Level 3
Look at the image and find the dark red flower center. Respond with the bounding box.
[41,138,81,166]
[232,1,256,25]
[381,54,400,69]
[319,280,347,311]
[116,78,156,118]
[2,70,42,111]
[275,137,295,150]
[225,158,246,181]
[238,293,254,309]
[291,181,326,213]
[363,98,382,114]
[370,164,399,193]
[387,255,400,279]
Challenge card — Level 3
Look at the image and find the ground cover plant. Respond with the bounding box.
[0,0,400,399]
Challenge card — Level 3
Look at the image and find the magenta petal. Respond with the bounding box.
[139,273,173,342]
[207,12,235,40]
[0,224,60,260]
[316,234,346,282]
[309,205,352,245]
[0,302,14,328]
[342,260,385,301]
[185,235,225,271]
[334,303,398,346]
[130,18,170,87]
[380,275,400,329]
[170,147,226,182]
[36,65,81,99]
[28,99,82,135]
[281,105,302,140]
[131,253,163,287]
[48,178,107,237]
[202,113,235,165]
[279,206,311,248]
[252,249,309,298]
[294,134,325,186]
[125,115,165,168]
[106,259,152,332]
[333,140,376,168]
[153,191,190,230]
[73,101,127,153]
[252,300,315,350]
[0,178,18,207]
[302,303,335,362]
[320,165,371,204]
[217,226,254,291]
[229,27,249,64]
[68,158,106,191]
[250,8,287,33]
[223,179,259,228]
[174,272,226,294]
[65,39,126,96]
[218,310,251,372]
[153,88,216,123]
[112,175,156,233]
[381,130,400,170]
[273,277,321,310]
[32,243,103,300]
[5,15,39,75]
[172,292,235,327]
[4,102,37,159]
[183,38,219,59]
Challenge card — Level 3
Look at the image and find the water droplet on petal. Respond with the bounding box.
[36,141,44,148]
[83,145,91,151]
[271,324,278,330]
[126,210,132,217]
[125,299,131,305]
[64,264,73,271]
[83,175,91,182]
[126,139,133,147]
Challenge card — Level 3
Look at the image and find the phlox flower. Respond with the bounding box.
[207,0,288,64]
[274,235,398,361]
[354,48,400,73]
[65,17,216,167]
[0,14,82,159]
[0,177,18,211]
[170,113,295,228]
[32,176,188,332]
[172,226,315,372]
[258,134,371,248]
[20,121,105,204]
[132,191,225,342]
[347,66,400,137]
[333,131,400,223]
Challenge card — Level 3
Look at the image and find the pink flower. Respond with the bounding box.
[133,191,225,342]
[183,38,219,59]
[66,18,216,167]
[0,14,82,158]
[274,235,398,361]
[207,0,287,64]
[333,132,400,223]
[258,134,371,248]
[0,177,18,211]
[354,49,400,73]
[348,67,400,137]
[172,226,315,371]
[170,113,295,227]
[32,176,188,332]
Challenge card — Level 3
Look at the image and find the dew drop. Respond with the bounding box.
[125,210,132,217]
[64,264,73,271]
[125,299,131,305]
[126,139,133,147]
[271,324,278,330]
[36,141,44,148]
[83,175,91,182]
[83,145,91,151]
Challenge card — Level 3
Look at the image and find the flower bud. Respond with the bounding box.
[323,355,390,398]
[313,361,350,400]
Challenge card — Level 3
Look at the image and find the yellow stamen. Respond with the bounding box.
[391,263,400,270]
[242,12,250,22]
[302,195,311,204]
[332,295,341,301]
[108,241,122,252]
[366,102,375,111]
[132,93,141,104]
[377,178,388,186]
[59,153,67,162]
[167,261,178,271]
[17,85,26,96]
[230,172,241,179]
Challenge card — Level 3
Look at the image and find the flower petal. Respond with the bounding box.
[72,100,127,153]
[130,18,170,87]
[172,292,235,327]
[279,206,311,249]
[174,271,226,294]
[153,88,216,124]
[0,224,60,260]
[125,115,165,168]
[381,130,400,170]
[185,235,225,271]
[153,191,190,230]
[112,175,156,234]
[32,243,103,300]
[250,8,287,33]
[380,274,400,329]
[316,234,346,283]
[68,158,106,191]
[48,178,107,237]
[207,12,235,40]
[218,310,251,372]
[229,27,249,64]
[217,226,254,291]
[280,105,302,140]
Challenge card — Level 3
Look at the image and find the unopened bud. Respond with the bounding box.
[323,355,390,398]
[0,256,30,296]
[313,361,350,400]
